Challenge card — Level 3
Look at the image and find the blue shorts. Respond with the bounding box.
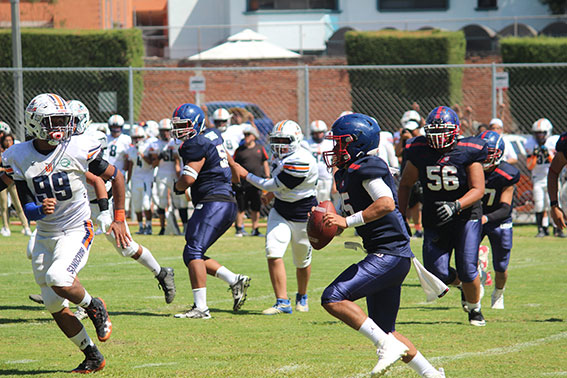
[482,218,513,273]
[321,253,411,333]
[183,201,237,265]
[423,219,482,284]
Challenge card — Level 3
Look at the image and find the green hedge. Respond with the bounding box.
[500,37,567,133]
[0,28,144,124]
[345,30,465,131]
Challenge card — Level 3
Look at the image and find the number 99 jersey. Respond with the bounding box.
[404,135,487,227]
[1,134,101,233]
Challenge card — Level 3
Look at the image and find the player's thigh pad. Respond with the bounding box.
[40,284,69,314]
[265,208,292,259]
[422,227,455,284]
[155,176,170,209]
[486,221,513,272]
[454,219,482,283]
[32,233,56,286]
[290,220,312,268]
[131,180,145,213]
[106,221,140,257]
[533,180,548,212]
[26,229,37,260]
[45,222,94,287]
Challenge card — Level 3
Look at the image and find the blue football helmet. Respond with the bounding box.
[323,113,380,168]
[424,106,460,149]
[478,130,505,170]
[171,103,206,140]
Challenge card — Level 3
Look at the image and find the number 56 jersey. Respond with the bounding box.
[404,135,487,227]
[1,134,101,233]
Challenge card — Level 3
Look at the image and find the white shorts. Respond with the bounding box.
[532,179,550,213]
[32,221,94,288]
[155,176,188,210]
[265,208,312,268]
[131,178,153,212]
[316,178,333,203]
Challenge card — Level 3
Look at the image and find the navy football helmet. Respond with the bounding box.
[323,113,380,169]
[171,103,206,140]
[478,130,505,170]
[424,106,460,149]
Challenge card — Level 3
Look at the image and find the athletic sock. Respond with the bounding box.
[467,301,481,311]
[136,246,161,276]
[215,266,238,285]
[69,326,94,350]
[193,287,207,310]
[358,317,388,347]
[78,291,92,308]
[407,351,438,376]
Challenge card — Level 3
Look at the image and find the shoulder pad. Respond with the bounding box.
[348,156,390,180]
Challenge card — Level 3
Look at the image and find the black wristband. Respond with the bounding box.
[173,181,185,195]
[97,198,109,212]
[551,200,559,207]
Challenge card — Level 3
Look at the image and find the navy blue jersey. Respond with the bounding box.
[483,161,520,216]
[404,136,488,227]
[179,128,234,205]
[555,132,567,156]
[335,156,413,258]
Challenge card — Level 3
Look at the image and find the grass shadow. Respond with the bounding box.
[0,369,64,376]
[0,305,45,311]
[0,318,51,325]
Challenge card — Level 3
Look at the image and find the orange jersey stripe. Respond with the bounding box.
[82,221,94,249]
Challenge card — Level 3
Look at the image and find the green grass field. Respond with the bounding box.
[1,223,566,377]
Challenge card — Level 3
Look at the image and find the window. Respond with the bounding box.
[477,0,497,10]
[378,0,448,11]
[247,0,338,11]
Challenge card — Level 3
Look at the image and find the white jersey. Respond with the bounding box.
[106,133,131,173]
[524,135,559,181]
[152,138,179,179]
[2,135,100,233]
[378,137,399,169]
[271,146,318,203]
[502,138,518,163]
[221,124,244,156]
[127,141,155,182]
[306,137,333,181]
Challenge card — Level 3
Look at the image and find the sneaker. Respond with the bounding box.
[295,293,309,312]
[491,289,505,309]
[29,294,44,304]
[85,297,112,342]
[144,225,153,235]
[229,274,251,312]
[424,368,446,378]
[370,333,409,377]
[22,227,33,236]
[468,308,486,327]
[457,286,468,313]
[158,227,165,236]
[413,230,423,238]
[135,226,146,235]
[0,227,10,237]
[251,228,264,237]
[74,306,88,321]
[235,229,244,237]
[262,299,292,315]
[554,228,566,238]
[174,304,211,319]
[544,227,550,236]
[156,267,176,304]
[71,344,105,374]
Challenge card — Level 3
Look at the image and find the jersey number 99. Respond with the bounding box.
[33,172,72,202]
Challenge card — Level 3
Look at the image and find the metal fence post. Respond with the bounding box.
[10,0,24,141]
[304,65,309,134]
[491,62,497,119]
[128,66,134,127]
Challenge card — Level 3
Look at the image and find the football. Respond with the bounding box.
[307,200,338,250]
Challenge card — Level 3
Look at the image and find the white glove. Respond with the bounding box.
[96,209,113,233]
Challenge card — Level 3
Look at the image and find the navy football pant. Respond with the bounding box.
[423,219,482,284]
[321,253,410,333]
[183,201,237,266]
[482,218,513,273]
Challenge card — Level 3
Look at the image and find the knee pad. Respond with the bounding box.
[183,245,203,266]
[41,285,69,314]
[292,246,312,269]
[106,234,139,257]
[320,284,344,304]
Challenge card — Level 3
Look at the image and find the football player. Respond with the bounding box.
[398,106,488,326]
[525,118,561,237]
[307,120,334,202]
[1,93,130,373]
[547,132,567,232]
[150,118,189,235]
[321,113,444,377]
[126,125,155,235]
[172,103,251,319]
[236,120,318,314]
[478,130,520,309]
[214,107,244,157]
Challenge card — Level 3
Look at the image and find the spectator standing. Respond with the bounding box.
[488,118,518,165]
[306,120,335,202]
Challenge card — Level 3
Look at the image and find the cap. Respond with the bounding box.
[489,118,503,128]
[404,120,420,131]
[243,124,259,139]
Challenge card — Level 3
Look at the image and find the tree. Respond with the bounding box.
[539,0,566,14]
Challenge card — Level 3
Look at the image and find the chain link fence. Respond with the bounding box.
[2,62,566,221]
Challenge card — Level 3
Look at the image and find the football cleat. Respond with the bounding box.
[229,274,251,312]
[371,333,409,377]
[262,299,292,315]
[295,293,309,312]
[71,344,105,374]
[468,308,486,327]
[424,368,446,378]
[28,294,44,304]
[174,304,211,319]
[491,289,505,310]
[156,267,176,304]
[85,298,112,342]
[74,306,88,321]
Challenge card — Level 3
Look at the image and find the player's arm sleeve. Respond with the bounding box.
[246,173,280,191]
[485,202,511,223]
[15,180,46,221]
[88,151,110,176]
[362,178,394,201]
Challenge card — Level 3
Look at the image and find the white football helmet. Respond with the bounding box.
[401,110,421,128]
[159,118,173,130]
[130,125,146,146]
[24,93,73,145]
[532,118,552,139]
[67,100,90,135]
[212,108,232,132]
[310,120,327,133]
[108,114,125,136]
[145,120,159,138]
[270,120,303,158]
[0,121,11,134]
